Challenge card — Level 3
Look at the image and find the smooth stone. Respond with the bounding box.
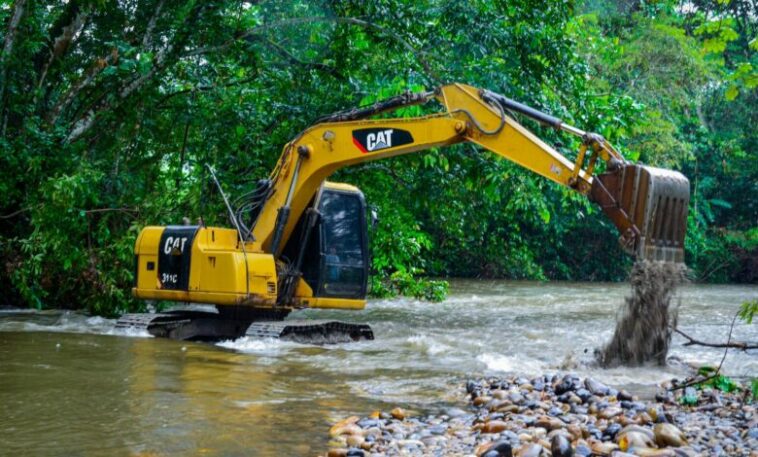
[356,419,380,428]
[588,439,619,456]
[488,441,514,457]
[397,439,424,448]
[618,390,634,401]
[604,423,622,440]
[501,430,521,445]
[483,420,508,434]
[575,443,592,456]
[331,424,363,437]
[585,378,611,396]
[600,407,623,419]
[627,449,675,457]
[567,424,583,440]
[327,449,348,457]
[548,406,563,416]
[653,423,688,447]
[390,407,406,420]
[619,425,654,440]
[492,389,508,400]
[345,449,365,457]
[446,407,468,418]
[551,434,574,457]
[429,425,447,435]
[571,405,588,415]
[346,435,365,447]
[555,379,575,395]
[617,431,655,451]
[509,392,525,404]
[474,396,493,407]
[576,388,592,403]
[535,415,564,431]
[514,443,543,457]
[330,417,360,436]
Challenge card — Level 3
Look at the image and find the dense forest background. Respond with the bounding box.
[0,0,755,315]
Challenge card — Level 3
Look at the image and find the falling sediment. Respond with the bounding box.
[598,260,688,367]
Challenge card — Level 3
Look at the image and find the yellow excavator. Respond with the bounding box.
[116,84,690,342]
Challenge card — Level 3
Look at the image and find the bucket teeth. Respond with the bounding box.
[591,163,690,263]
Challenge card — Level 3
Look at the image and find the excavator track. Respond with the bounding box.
[245,320,374,344]
[115,311,373,344]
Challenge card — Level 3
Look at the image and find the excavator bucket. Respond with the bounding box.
[590,163,690,263]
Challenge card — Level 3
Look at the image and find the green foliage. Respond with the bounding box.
[0,0,755,315]
[739,300,758,324]
[696,366,740,393]
[370,270,448,302]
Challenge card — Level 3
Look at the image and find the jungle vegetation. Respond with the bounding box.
[0,0,755,314]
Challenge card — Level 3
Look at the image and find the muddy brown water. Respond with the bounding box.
[1,280,756,456]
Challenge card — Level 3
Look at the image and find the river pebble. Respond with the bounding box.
[320,374,757,456]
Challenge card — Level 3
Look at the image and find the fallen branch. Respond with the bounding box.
[674,326,757,350]
[669,311,745,391]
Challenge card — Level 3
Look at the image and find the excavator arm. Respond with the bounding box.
[253,84,688,265]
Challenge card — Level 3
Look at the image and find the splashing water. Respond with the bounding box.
[598,260,688,367]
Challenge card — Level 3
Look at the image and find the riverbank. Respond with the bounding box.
[322,374,756,456]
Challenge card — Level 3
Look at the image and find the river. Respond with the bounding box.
[0,280,755,456]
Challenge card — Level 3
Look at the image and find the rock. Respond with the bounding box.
[585,378,610,396]
[330,417,360,436]
[346,435,365,447]
[535,415,564,431]
[575,388,592,403]
[574,442,592,456]
[474,396,493,407]
[550,434,574,457]
[482,420,508,434]
[600,407,623,419]
[345,449,365,457]
[588,439,619,456]
[604,423,622,440]
[485,441,513,457]
[391,407,407,420]
[566,424,583,440]
[617,430,655,451]
[653,423,687,447]
[327,449,347,457]
[627,449,675,457]
[619,425,654,440]
[514,443,543,457]
[330,424,362,437]
[555,378,575,395]
[618,390,634,401]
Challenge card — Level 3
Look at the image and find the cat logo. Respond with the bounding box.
[352,127,414,153]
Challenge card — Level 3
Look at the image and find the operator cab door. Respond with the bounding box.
[296,185,369,299]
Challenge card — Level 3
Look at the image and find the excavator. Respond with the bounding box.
[116,84,690,343]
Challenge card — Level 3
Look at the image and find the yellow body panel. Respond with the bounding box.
[133,226,277,306]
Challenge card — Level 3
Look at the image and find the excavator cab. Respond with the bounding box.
[284,182,370,300]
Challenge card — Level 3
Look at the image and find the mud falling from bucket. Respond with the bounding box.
[598,260,688,367]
